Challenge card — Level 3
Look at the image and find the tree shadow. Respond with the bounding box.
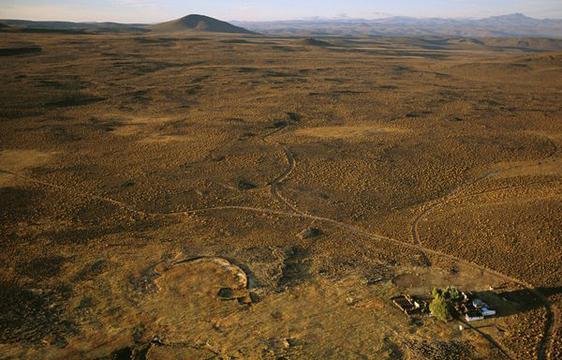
[472,286,562,318]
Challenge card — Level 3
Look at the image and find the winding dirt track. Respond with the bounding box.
[268,145,306,216]
[1,131,559,359]
[0,167,548,359]
[409,137,560,360]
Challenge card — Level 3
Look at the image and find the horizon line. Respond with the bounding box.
[2,12,562,25]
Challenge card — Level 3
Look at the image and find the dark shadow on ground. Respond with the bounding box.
[473,286,562,318]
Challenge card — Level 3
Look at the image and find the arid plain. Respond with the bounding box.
[0,30,561,359]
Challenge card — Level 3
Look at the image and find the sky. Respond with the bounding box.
[1,0,562,23]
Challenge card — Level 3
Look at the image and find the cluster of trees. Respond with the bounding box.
[429,286,462,322]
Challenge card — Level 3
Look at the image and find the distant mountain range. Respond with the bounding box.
[0,19,148,33]
[234,13,562,38]
[1,13,561,38]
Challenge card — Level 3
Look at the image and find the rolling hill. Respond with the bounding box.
[150,14,255,34]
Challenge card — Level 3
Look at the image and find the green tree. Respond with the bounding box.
[430,287,454,322]
[432,287,442,298]
[445,286,462,302]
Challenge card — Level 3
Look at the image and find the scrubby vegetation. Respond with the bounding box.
[0,26,559,359]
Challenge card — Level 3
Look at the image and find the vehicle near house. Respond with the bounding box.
[464,298,497,321]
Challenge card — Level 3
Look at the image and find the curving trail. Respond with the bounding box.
[261,123,307,216]
[412,131,559,249]
[0,168,534,359]
[411,186,556,360]
[409,146,561,360]
[268,146,307,216]
[2,131,559,359]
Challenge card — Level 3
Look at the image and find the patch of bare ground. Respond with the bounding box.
[0,149,55,187]
[0,149,55,173]
[294,124,408,140]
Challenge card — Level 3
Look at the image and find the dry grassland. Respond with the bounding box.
[0,32,561,359]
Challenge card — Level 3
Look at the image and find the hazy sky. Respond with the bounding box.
[2,0,562,22]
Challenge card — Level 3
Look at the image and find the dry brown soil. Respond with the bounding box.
[0,32,561,359]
